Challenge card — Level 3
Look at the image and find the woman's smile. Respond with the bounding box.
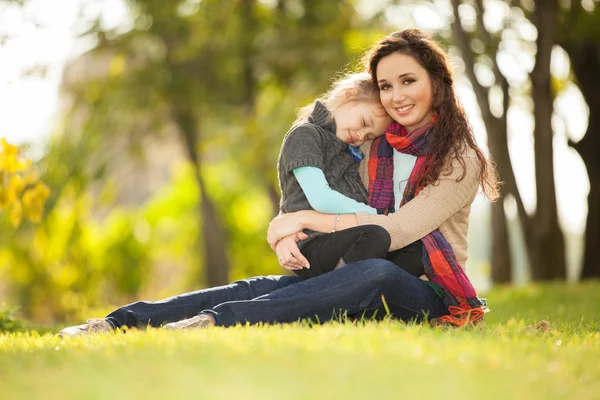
[393,104,415,115]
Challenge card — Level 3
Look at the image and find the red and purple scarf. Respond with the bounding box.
[368,120,486,326]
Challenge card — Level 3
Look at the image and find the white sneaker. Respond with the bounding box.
[58,318,113,338]
[163,315,214,330]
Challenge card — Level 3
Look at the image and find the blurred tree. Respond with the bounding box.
[528,0,566,280]
[452,0,567,281]
[61,0,380,288]
[450,0,513,283]
[555,0,600,279]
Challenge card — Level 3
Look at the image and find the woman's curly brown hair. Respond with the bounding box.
[363,29,499,200]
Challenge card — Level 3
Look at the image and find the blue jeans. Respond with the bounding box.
[105,259,447,328]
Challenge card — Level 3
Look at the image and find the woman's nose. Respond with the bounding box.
[392,87,405,103]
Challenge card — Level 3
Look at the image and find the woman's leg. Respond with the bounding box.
[105,275,303,329]
[202,259,447,327]
[297,225,391,278]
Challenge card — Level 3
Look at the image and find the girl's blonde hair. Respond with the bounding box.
[295,72,381,124]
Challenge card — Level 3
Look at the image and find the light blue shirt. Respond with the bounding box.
[393,151,417,207]
[292,148,416,214]
[293,167,377,214]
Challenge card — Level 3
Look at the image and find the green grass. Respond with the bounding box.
[1,282,599,400]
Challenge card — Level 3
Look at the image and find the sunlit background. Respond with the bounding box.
[0,0,595,323]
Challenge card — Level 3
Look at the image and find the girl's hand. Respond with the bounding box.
[267,211,306,250]
[275,233,310,271]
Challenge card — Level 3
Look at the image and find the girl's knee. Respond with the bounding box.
[360,225,391,256]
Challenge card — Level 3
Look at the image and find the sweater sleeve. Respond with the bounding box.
[279,124,326,172]
[293,166,377,214]
[355,153,481,251]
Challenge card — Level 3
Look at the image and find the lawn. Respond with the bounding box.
[1,281,599,400]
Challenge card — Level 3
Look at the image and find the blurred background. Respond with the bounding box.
[0,0,598,325]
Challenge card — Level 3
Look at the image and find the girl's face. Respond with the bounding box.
[332,101,392,147]
[376,52,434,133]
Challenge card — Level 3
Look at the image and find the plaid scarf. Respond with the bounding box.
[368,120,486,326]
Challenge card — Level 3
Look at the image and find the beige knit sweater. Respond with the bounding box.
[356,141,481,268]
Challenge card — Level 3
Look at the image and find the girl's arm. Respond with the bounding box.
[293,166,377,214]
[268,153,480,250]
[267,210,358,249]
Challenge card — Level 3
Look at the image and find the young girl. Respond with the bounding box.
[277,72,393,278]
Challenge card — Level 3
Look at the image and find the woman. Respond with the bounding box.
[59,29,497,337]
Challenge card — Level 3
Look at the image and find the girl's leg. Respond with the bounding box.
[105,275,303,328]
[202,259,447,327]
[296,225,391,278]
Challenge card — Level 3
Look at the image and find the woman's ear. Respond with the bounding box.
[343,88,358,100]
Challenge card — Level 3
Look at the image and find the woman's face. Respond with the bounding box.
[332,101,392,147]
[376,52,434,133]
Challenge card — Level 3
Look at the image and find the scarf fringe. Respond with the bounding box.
[432,306,486,327]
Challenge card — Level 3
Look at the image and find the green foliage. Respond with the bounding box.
[557,0,600,45]
[0,157,286,322]
[0,1,395,322]
[0,302,25,332]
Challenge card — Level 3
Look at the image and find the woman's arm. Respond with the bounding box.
[353,154,481,251]
[268,153,480,251]
[293,166,377,214]
[267,210,358,250]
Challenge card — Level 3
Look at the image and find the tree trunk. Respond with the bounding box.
[563,42,600,279]
[581,161,600,278]
[450,0,513,282]
[486,124,514,283]
[490,200,512,283]
[162,27,231,287]
[196,168,230,286]
[529,0,566,280]
[177,112,230,287]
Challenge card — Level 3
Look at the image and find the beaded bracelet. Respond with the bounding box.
[331,214,340,233]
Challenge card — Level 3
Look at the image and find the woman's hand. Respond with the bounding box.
[267,211,307,250]
[275,233,310,272]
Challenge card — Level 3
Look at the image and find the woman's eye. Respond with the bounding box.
[403,78,416,85]
[379,84,391,91]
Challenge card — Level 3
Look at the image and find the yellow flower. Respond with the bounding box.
[23,170,39,186]
[0,138,31,173]
[9,199,22,228]
[22,182,51,223]
[1,137,18,157]
[0,138,51,225]
[10,174,25,196]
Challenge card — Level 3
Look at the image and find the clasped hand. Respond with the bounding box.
[267,212,310,272]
